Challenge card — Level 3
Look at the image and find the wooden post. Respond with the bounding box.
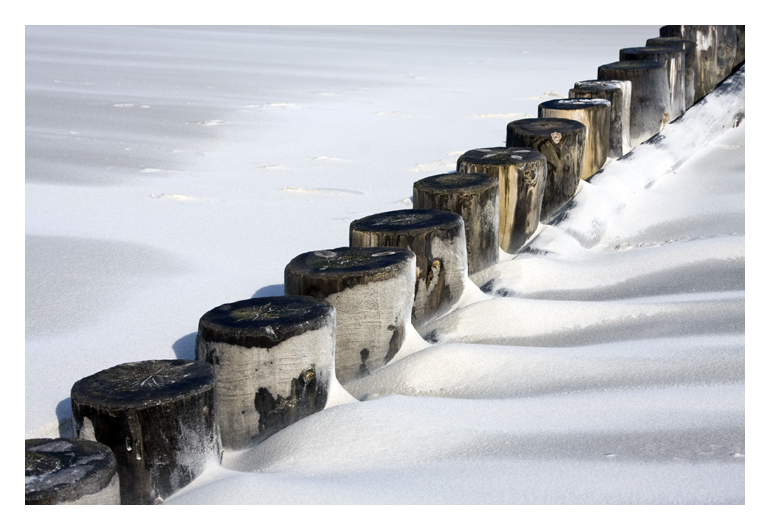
[284,247,416,384]
[660,25,718,100]
[70,359,221,505]
[646,37,697,109]
[413,172,499,273]
[195,296,335,449]
[598,60,670,147]
[570,80,632,158]
[455,148,546,253]
[349,209,466,334]
[735,25,745,70]
[25,438,120,505]
[620,46,686,120]
[506,118,585,223]
[537,98,611,179]
[715,25,738,83]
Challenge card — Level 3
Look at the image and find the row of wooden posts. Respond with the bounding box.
[26,25,745,504]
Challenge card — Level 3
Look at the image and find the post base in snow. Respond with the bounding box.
[646,37,696,109]
[455,149,546,253]
[571,80,632,158]
[620,46,686,120]
[598,60,670,147]
[506,118,585,224]
[70,359,221,505]
[413,172,499,274]
[25,438,120,505]
[284,247,416,384]
[538,98,611,180]
[195,296,335,450]
[349,209,467,334]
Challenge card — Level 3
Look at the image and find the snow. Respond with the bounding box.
[24,25,748,506]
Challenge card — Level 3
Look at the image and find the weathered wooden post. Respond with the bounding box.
[646,37,696,109]
[570,80,632,158]
[537,98,611,179]
[70,359,221,505]
[620,46,686,120]
[455,148,546,253]
[349,209,466,333]
[284,247,416,383]
[195,296,334,449]
[506,118,585,223]
[25,438,120,505]
[598,60,670,147]
[715,25,737,82]
[660,25,718,99]
[736,25,745,69]
[413,172,499,273]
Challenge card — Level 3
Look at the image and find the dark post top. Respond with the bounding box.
[599,60,665,71]
[350,209,464,235]
[197,296,335,349]
[574,80,626,90]
[285,246,415,294]
[25,438,118,504]
[539,98,611,111]
[71,360,216,410]
[414,172,497,192]
[620,46,685,57]
[457,147,545,166]
[646,37,695,48]
[507,118,586,136]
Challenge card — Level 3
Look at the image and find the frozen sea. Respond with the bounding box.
[24,25,749,508]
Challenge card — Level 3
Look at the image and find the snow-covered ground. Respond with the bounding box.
[25,26,746,505]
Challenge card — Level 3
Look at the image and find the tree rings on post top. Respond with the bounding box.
[195,296,334,450]
[598,60,670,147]
[349,209,467,334]
[506,118,585,224]
[25,438,120,505]
[285,247,416,384]
[455,148,546,254]
[538,98,611,180]
[571,79,632,158]
[70,359,221,505]
[413,172,499,275]
[620,46,686,120]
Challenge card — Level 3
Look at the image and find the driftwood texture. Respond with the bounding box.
[598,60,670,147]
[284,247,416,384]
[506,118,585,223]
[620,46,686,120]
[71,359,221,504]
[25,438,120,505]
[349,209,466,334]
[455,148,546,253]
[538,98,611,180]
[571,80,632,158]
[196,296,334,449]
[646,37,696,109]
[413,172,499,273]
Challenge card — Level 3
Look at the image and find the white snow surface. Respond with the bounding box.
[25,26,746,505]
